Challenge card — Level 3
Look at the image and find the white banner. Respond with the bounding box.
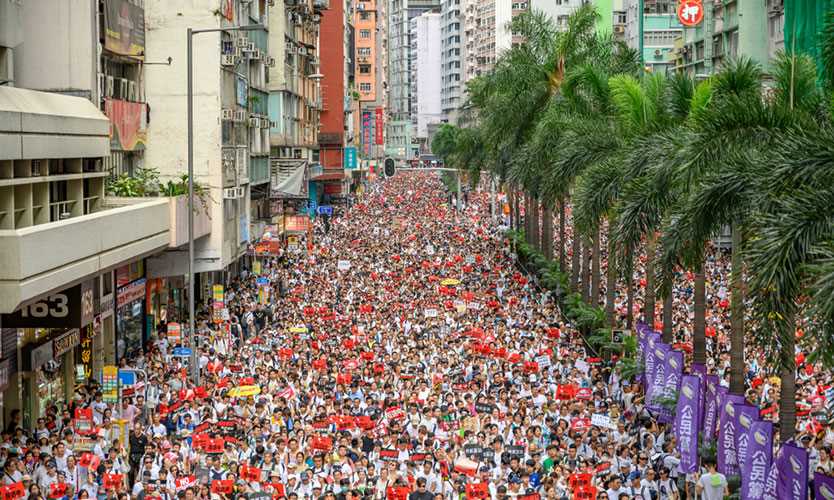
[337,260,351,271]
[591,413,617,430]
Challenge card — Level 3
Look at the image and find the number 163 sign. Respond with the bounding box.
[678,0,704,27]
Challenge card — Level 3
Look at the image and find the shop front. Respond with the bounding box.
[22,326,81,423]
[146,277,185,336]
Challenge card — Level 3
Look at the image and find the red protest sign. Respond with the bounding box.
[310,436,333,451]
[73,407,95,435]
[557,384,577,400]
[336,373,352,385]
[210,480,233,494]
[465,483,489,499]
[573,485,597,500]
[204,438,225,454]
[240,465,262,482]
[574,387,592,400]
[386,486,410,500]
[103,474,124,491]
[175,476,197,492]
[570,418,592,433]
[48,483,67,499]
[568,473,592,490]
[2,483,25,500]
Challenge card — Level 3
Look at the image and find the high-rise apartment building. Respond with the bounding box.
[410,12,443,152]
[530,0,613,32]
[266,0,324,212]
[387,0,440,160]
[440,0,464,122]
[318,0,357,190]
[622,0,682,73]
[464,0,523,84]
[672,0,784,76]
[355,0,388,162]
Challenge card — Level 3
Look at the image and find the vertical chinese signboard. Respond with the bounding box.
[375,108,384,145]
[212,285,225,324]
[76,316,100,382]
[102,366,119,403]
[362,111,373,156]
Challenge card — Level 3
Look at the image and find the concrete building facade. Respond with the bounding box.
[386,0,439,160]
[672,0,783,76]
[440,0,464,122]
[410,12,442,151]
[355,0,388,162]
[623,0,682,73]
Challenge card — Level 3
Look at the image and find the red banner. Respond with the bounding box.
[104,98,146,151]
[375,108,384,145]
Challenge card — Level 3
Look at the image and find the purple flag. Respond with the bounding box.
[764,461,778,500]
[658,350,683,423]
[733,402,760,470]
[644,333,660,407]
[741,420,772,500]
[691,363,707,434]
[674,375,700,473]
[775,442,808,500]
[814,472,834,500]
[717,392,746,476]
[702,376,721,444]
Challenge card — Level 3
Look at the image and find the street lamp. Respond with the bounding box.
[186,24,265,384]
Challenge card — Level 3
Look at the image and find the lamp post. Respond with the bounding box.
[186,24,265,384]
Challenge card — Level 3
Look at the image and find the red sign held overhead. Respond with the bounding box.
[375,108,384,145]
[677,0,704,27]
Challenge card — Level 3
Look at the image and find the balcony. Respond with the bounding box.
[0,198,170,314]
[313,0,329,10]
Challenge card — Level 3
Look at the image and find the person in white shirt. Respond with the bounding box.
[606,475,628,500]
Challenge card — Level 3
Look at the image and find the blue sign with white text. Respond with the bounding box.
[317,205,333,216]
[343,147,357,169]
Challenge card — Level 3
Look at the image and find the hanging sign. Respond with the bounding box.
[677,0,704,27]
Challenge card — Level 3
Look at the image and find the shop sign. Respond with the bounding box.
[677,0,704,27]
[343,147,358,170]
[2,283,93,329]
[77,317,99,381]
[375,108,384,145]
[117,279,147,308]
[105,98,147,151]
[103,0,145,57]
[100,293,114,320]
[54,328,81,357]
[102,365,119,404]
[167,322,182,345]
[31,341,54,370]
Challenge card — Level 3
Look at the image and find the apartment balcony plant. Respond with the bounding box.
[106,168,212,248]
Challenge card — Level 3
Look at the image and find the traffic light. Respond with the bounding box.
[384,158,396,177]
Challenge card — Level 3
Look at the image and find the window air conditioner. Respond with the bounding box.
[236,187,246,198]
[236,36,249,48]
[244,42,256,52]
[267,56,276,67]
[222,109,235,120]
[119,79,128,99]
[128,81,137,101]
[222,54,238,66]
[223,188,238,199]
[249,116,260,127]
[106,76,115,97]
[234,110,247,122]
[269,120,278,128]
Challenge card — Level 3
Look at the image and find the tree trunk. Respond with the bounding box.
[514,190,521,233]
[524,194,532,245]
[606,232,616,326]
[591,228,600,307]
[644,233,657,327]
[507,190,514,231]
[558,199,567,273]
[542,205,554,260]
[693,261,707,365]
[571,222,581,292]
[530,195,540,251]
[779,311,797,443]
[626,250,634,330]
[662,283,673,344]
[729,222,746,394]
[582,236,592,303]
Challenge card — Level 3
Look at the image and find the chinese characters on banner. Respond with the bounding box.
[375,108,384,145]
[362,111,373,155]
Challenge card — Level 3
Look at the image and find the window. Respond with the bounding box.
[360,11,370,20]
[358,47,372,56]
[360,29,371,38]
[360,83,372,92]
[359,64,372,74]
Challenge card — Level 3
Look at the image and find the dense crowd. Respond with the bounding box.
[0,172,830,500]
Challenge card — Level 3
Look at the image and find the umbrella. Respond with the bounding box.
[228,385,261,398]
[440,278,460,286]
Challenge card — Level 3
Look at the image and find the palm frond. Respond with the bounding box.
[772,50,821,114]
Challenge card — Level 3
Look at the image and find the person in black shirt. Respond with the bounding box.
[408,478,433,500]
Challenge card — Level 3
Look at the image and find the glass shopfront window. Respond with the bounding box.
[116,278,146,362]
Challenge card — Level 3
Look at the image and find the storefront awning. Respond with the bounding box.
[0,86,110,160]
[311,171,346,182]
[270,160,308,198]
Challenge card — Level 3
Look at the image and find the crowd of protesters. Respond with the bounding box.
[0,172,830,500]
